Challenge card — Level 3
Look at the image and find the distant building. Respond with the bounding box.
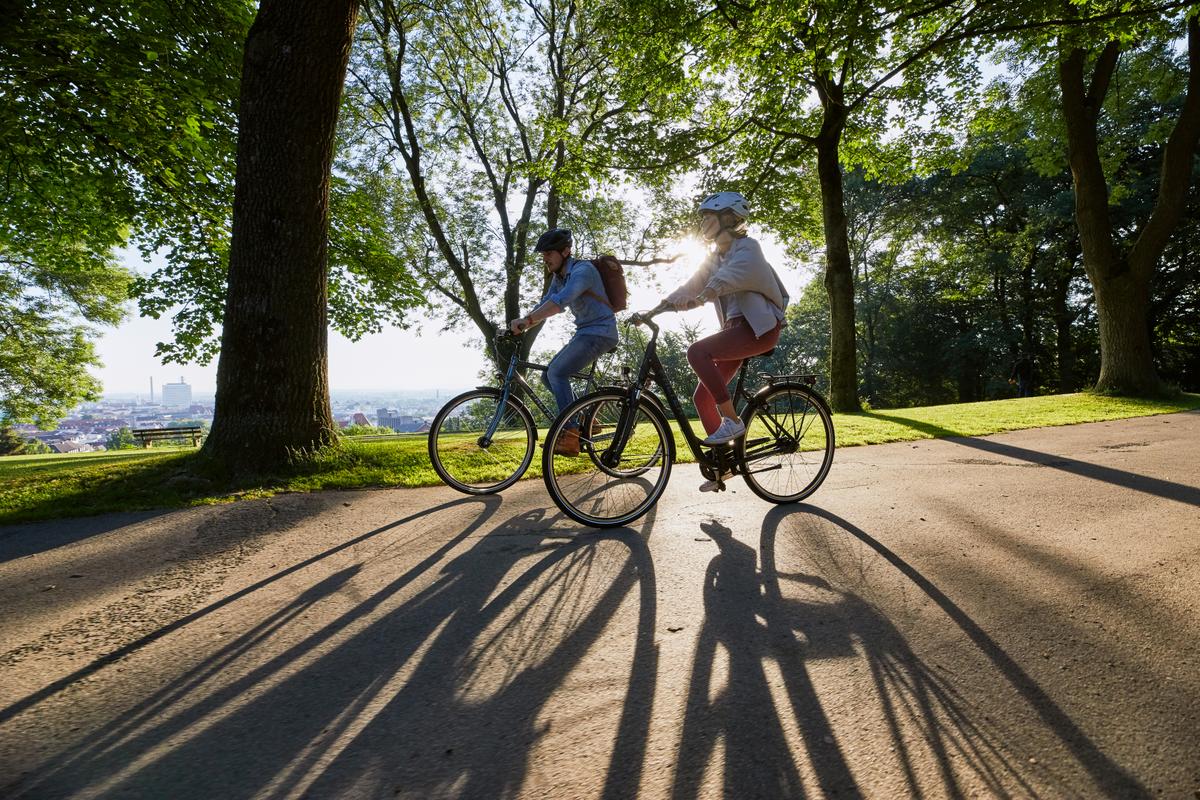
[49,440,96,454]
[376,408,427,433]
[353,412,371,427]
[162,377,192,408]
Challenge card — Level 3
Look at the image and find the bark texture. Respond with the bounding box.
[205,0,358,470]
[815,72,860,412]
[1058,18,1200,395]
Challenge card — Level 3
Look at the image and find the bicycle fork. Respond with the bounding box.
[600,387,642,469]
[479,365,519,448]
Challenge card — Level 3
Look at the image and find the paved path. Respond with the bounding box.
[1,413,1198,799]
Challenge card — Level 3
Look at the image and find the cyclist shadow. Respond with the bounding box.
[21,502,660,800]
[671,507,1052,799]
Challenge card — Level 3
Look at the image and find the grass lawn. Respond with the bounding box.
[2,391,1197,524]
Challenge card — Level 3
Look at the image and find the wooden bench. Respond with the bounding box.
[131,426,205,448]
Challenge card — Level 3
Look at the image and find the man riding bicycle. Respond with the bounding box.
[510,227,618,456]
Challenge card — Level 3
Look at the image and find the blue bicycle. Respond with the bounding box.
[428,329,614,494]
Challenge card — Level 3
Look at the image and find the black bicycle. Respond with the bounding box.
[428,328,615,494]
[541,302,835,527]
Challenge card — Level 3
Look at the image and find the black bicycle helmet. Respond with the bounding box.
[535,227,573,252]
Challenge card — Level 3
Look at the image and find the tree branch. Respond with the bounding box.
[1129,14,1200,278]
[1087,39,1122,114]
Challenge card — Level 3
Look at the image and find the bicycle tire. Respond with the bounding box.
[543,390,673,528]
[428,388,536,494]
[737,382,835,504]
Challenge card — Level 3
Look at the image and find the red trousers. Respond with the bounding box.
[686,317,782,434]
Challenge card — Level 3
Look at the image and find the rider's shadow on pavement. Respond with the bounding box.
[19,502,660,800]
[670,508,1084,800]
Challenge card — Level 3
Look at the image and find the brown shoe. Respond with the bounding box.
[589,420,605,438]
[553,428,580,457]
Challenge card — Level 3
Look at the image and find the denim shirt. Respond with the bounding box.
[544,258,619,341]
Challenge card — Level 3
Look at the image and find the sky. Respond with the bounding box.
[93,233,813,396]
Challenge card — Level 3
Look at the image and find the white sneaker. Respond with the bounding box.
[702,417,745,446]
[699,470,733,492]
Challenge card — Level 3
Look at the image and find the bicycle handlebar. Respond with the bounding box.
[628,300,674,328]
[496,325,535,341]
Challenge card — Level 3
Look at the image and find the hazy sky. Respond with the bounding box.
[93,234,811,395]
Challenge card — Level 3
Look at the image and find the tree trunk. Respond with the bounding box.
[204,0,358,471]
[1058,19,1200,395]
[814,88,859,412]
[1019,249,1036,355]
[1092,269,1157,394]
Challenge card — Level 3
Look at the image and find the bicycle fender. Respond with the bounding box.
[595,385,675,463]
[746,380,832,416]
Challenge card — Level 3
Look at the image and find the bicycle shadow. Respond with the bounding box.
[804,506,1149,798]
[11,503,660,800]
[670,505,1149,799]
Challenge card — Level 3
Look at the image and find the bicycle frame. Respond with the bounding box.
[605,308,818,477]
[604,314,726,467]
[481,333,604,445]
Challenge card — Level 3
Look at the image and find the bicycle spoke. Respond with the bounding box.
[544,392,671,527]
[739,385,833,503]
[431,390,535,493]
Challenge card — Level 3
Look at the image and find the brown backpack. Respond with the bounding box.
[586,254,628,312]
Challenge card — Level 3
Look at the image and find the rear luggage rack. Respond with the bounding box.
[760,373,818,386]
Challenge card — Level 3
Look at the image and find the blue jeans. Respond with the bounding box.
[542,333,616,428]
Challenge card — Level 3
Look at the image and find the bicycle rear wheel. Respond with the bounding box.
[428,389,536,494]
[738,383,834,503]
[544,390,673,528]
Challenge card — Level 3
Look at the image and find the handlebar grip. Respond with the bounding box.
[629,300,675,326]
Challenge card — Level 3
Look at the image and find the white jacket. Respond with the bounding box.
[668,237,789,337]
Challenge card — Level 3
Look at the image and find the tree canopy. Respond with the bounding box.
[4,0,1198,448]
[0,0,252,424]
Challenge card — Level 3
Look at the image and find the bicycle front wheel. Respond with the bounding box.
[544,390,673,528]
[428,389,536,494]
[738,383,835,503]
[583,397,664,478]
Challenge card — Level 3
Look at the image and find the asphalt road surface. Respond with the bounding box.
[1,412,1197,799]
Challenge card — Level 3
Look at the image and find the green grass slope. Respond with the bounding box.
[2,392,1196,524]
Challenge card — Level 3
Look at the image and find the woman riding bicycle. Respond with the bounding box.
[665,192,790,448]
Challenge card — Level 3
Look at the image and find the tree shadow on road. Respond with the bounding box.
[8,503,660,800]
[0,494,502,727]
[0,510,175,564]
[868,411,1200,507]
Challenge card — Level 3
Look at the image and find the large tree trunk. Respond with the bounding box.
[814,74,859,412]
[204,0,358,471]
[1092,269,1156,392]
[1058,18,1200,395]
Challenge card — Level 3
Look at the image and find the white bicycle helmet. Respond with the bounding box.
[699,191,750,220]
